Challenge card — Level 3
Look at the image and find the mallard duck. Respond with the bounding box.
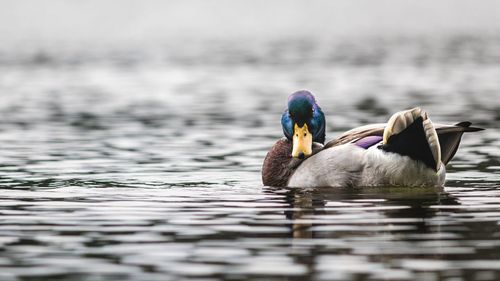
[262,90,484,187]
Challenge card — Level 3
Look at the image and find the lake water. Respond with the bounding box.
[0,35,499,281]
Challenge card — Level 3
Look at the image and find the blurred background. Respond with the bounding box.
[1,0,500,128]
[2,0,500,42]
[1,1,500,281]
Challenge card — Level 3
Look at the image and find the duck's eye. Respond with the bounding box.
[295,134,298,137]
[304,133,307,137]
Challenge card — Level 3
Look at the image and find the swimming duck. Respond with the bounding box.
[262,90,483,187]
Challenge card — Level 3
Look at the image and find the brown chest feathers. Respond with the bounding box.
[261,138,323,187]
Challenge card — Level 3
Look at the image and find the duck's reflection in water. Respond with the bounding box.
[263,186,465,279]
[266,186,460,240]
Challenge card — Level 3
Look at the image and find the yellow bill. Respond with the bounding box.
[292,123,312,158]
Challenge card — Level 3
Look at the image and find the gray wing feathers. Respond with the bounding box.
[324,127,384,149]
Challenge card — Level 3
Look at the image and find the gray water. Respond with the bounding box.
[0,36,500,281]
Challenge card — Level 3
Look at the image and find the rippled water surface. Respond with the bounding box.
[1,36,500,281]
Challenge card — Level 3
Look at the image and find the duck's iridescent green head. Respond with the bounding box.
[281,90,325,159]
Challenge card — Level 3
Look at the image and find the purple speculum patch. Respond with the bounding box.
[354,135,383,149]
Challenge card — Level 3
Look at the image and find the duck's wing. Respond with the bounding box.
[324,121,484,165]
[324,123,385,149]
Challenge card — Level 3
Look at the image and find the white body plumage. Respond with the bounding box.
[287,143,446,188]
